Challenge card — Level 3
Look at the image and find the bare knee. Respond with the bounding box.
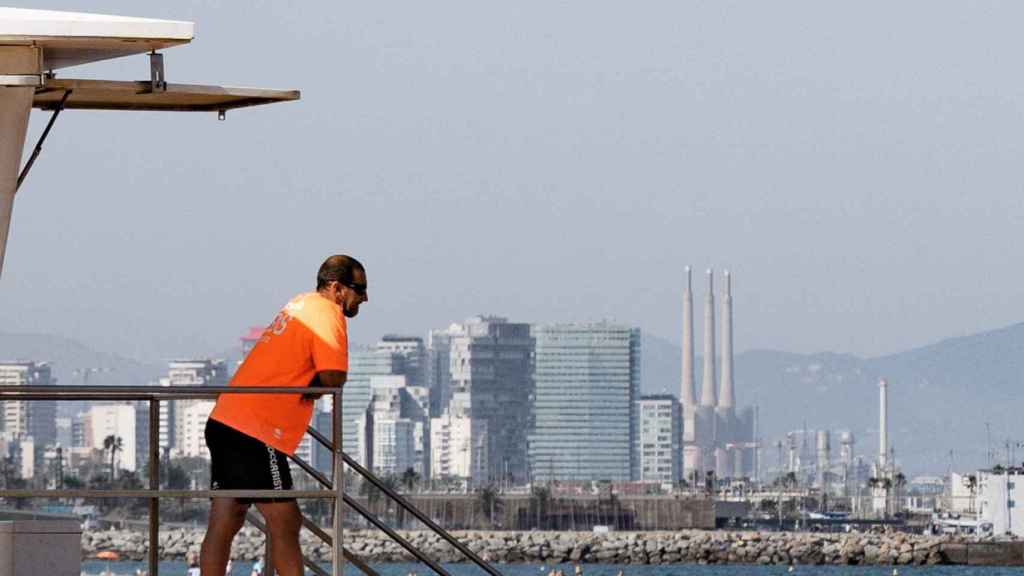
[208,498,250,537]
[256,501,302,539]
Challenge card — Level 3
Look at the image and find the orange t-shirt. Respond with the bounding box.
[209,292,348,455]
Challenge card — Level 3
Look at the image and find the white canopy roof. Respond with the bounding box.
[0,7,193,70]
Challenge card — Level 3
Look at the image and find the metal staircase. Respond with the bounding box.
[0,385,506,576]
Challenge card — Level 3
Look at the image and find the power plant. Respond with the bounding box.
[680,267,757,482]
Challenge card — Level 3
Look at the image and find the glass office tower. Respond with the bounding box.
[340,349,404,466]
[529,322,641,482]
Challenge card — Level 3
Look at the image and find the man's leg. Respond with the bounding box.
[200,497,249,576]
[254,500,304,576]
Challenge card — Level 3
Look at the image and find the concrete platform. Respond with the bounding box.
[0,519,82,576]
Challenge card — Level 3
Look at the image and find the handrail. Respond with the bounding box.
[0,384,327,400]
[307,426,506,576]
[0,488,335,498]
[288,451,454,576]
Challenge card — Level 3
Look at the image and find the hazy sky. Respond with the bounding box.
[3,1,1024,363]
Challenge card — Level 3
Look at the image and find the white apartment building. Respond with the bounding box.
[158,377,173,453]
[372,419,417,476]
[0,362,57,447]
[638,395,682,483]
[17,436,34,479]
[430,412,487,480]
[88,403,138,472]
[179,400,215,459]
[361,375,430,477]
[166,359,227,455]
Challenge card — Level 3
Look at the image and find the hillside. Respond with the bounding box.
[0,332,163,386]
[5,323,1023,475]
[642,323,1024,475]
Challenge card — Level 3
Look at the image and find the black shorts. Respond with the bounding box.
[205,418,294,502]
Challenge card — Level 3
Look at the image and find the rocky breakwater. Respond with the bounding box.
[82,528,954,565]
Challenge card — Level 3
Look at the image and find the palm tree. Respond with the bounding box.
[103,435,123,482]
[400,467,420,493]
[477,484,501,527]
[530,485,551,529]
[893,472,907,515]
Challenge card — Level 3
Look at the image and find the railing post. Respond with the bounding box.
[333,389,344,576]
[149,398,160,576]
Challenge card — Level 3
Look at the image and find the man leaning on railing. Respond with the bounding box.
[200,255,369,576]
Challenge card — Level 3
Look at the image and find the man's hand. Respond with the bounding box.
[302,370,347,401]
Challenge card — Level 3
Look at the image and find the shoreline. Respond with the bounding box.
[81,528,1005,566]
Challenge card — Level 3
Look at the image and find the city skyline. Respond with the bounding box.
[3,301,1023,476]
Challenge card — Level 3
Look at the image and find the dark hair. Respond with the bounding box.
[316,255,365,290]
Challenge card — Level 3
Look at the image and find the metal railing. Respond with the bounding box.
[0,385,505,576]
[0,385,344,576]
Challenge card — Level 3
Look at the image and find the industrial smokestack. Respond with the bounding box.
[879,378,888,470]
[699,269,717,408]
[718,270,735,410]
[681,266,697,408]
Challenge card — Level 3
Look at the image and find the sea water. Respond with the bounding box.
[78,562,1024,576]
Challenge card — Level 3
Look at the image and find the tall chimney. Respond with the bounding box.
[878,378,888,471]
[681,266,697,408]
[699,269,717,408]
[718,270,735,410]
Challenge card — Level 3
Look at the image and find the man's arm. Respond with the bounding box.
[303,370,347,400]
[316,370,347,389]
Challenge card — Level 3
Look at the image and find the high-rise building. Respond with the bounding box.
[311,409,335,475]
[0,362,57,448]
[638,395,682,483]
[168,359,228,388]
[88,403,138,472]
[71,414,89,448]
[426,329,454,418]
[178,400,215,459]
[430,412,484,481]
[157,377,174,453]
[166,359,227,456]
[529,322,641,482]
[375,336,427,388]
[365,374,430,477]
[431,316,532,486]
[372,418,417,476]
[341,349,405,466]
[55,416,72,448]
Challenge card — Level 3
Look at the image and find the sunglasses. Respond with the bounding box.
[340,281,367,297]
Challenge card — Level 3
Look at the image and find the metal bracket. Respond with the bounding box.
[15,90,72,194]
[149,51,166,92]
